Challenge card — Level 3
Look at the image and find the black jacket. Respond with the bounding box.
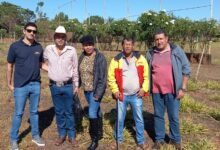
[78,49,107,101]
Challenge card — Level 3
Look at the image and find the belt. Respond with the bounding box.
[50,79,72,87]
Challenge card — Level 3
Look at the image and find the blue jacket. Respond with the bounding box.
[78,49,107,101]
[146,44,191,95]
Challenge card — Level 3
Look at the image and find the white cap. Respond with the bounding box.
[55,26,66,34]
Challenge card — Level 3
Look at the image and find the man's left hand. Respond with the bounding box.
[74,87,78,94]
[137,89,145,97]
[176,89,185,100]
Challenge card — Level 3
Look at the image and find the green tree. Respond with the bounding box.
[0,2,35,35]
[84,15,104,25]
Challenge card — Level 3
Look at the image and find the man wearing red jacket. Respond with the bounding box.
[108,37,149,150]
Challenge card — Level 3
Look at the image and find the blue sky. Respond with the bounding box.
[1,0,220,22]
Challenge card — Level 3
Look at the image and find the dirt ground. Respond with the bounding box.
[0,46,220,150]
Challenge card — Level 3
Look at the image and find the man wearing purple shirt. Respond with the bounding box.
[146,29,191,150]
[43,26,79,147]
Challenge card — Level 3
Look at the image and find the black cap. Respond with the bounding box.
[80,35,95,45]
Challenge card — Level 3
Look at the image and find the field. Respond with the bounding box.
[0,41,220,150]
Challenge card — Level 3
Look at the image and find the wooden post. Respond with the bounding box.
[195,47,205,81]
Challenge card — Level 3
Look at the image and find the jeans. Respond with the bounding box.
[152,93,181,143]
[84,91,101,119]
[114,94,145,144]
[50,84,75,139]
[10,82,41,142]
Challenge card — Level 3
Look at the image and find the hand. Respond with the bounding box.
[93,96,99,101]
[137,89,145,97]
[8,84,14,91]
[176,89,185,100]
[113,92,120,100]
[73,87,78,94]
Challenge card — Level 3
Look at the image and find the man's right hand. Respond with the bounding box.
[8,84,14,91]
[113,92,120,100]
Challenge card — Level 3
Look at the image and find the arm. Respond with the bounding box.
[72,48,79,93]
[177,75,189,99]
[177,46,191,99]
[108,59,120,99]
[40,61,48,71]
[137,56,150,97]
[7,63,14,91]
[93,55,107,101]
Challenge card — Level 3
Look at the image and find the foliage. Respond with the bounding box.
[180,95,206,113]
[184,139,217,150]
[180,120,207,135]
[0,2,35,34]
[205,80,220,90]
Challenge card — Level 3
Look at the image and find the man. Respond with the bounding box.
[7,22,45,150]
[78,35,107,150]
[108,38,149,150]
[43,26,79,147]
[146,30,191,150]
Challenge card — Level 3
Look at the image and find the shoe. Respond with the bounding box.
[152,141,165,150]
[54,136,66,146]
[10,141,19,150]
[169,140,182,150]
[68,138,79,147]
[88,118,99,150]
[32,136,45,146]
[110,141,123,150]
[97,117,103,140]
[136,143,150,150]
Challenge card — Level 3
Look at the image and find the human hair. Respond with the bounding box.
[24,22,38,30]
[122,37,135,45]
[154,29,168,37]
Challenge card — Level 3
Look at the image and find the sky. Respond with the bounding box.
[1,0,220,22]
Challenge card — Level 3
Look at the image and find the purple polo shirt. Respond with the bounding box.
[152,46,174,94]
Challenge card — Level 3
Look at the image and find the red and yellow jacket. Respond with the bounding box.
[108,51,149,101]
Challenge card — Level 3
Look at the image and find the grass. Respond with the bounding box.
[208,109,220,121]
[209,94,220,102]
[205,80,220,90]
[180,119,207,135]
[187,79,204,91]
[184,139,217,150]
[180,95,206,113]
[180,94,220,121]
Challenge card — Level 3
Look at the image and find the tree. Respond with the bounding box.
[0,2,35,34]
[53,12,69,24]
[84,15,104,25]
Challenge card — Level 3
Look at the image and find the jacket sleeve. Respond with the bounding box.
[178,46,191,76]
[93,55,107,100]
[108,58,119,94]
[140,55,149,93]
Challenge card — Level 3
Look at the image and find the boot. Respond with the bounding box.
[97,117,103,140]
[87,118,99,150]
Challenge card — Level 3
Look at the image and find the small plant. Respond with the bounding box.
[205,80,220,90]
[208,109,220,121]
[180,95,206,113]
[209,94,220,101]
[180,120,207,135]
[184,139,217,150]
[187,79,203,91]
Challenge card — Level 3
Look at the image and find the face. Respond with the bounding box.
[122,40,134,55]
[23,26,37,40]
[154,33,168,51]
[82,44,95,55]
[54,33,66,47]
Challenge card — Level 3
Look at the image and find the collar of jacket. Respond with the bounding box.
[148,43,179,57]
[114,50,141,61]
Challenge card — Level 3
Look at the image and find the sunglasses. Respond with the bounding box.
[26,29,37,34]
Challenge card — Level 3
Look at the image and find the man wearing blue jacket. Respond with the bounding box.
[146,29,191,150]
